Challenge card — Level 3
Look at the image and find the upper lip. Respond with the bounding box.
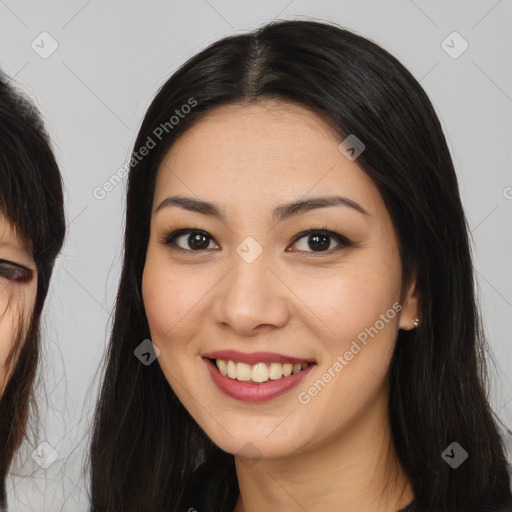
[202,350,315,365]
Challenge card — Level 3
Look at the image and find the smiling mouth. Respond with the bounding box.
[207,358,316,384]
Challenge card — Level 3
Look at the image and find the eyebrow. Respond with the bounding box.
[156,194,370,223]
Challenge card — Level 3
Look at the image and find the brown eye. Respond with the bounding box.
[0,259,33,283]
[160,229,219,252]
[288,229,353,255]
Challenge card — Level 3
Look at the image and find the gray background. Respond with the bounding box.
[1,1,511,510]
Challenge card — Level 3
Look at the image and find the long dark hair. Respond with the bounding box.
[89,19,512,512]
[0,72,66,505]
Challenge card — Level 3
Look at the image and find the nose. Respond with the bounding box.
[210,250,291,336]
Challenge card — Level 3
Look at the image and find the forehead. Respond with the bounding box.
[154,100,383,218]
[160,100,341,171]
[0,213,22,245]
[0,213,33,263]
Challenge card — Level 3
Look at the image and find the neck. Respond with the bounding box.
[233,385,414,512]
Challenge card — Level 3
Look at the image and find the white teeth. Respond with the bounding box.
[282,363,293,376]
[227,360,237,379]
[251,362,269,383]
[214,359,310,383]
[268,362,283,380]
[216,359,228,376]
[236,362,252,381]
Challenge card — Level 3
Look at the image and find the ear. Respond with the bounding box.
[398,273,421,331]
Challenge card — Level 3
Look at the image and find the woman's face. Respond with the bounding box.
[142,100,419,460]
[0,214,37,392]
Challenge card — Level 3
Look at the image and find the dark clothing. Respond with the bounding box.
[179,460,512,512]
[398,498,511,512]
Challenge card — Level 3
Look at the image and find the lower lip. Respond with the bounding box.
[203,358,316,403]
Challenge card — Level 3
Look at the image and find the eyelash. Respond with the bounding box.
[0,259,33,283]
[158,221,353,257]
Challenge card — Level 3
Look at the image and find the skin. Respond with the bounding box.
[142,99,420,512]
[0,214,37,392]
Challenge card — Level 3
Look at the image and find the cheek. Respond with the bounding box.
[0,282,37,391]
[0,309,16,387]
[142,270,171,340]
[293,258,401,347]
[142,252,202,346]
